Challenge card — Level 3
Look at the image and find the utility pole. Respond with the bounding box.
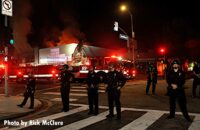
[2,0,13,97]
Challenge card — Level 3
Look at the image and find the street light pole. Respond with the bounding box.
[4,16,9,97]
[118,27,130,60]
[129,12,135,62]
[127,10,135,62]
[128,11,134,39]
[120,4,135,62]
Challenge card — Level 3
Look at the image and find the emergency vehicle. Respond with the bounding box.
[12,43,136,83]
[14,64,59,83]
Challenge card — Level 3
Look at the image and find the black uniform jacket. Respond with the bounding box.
[26,77,36,94]
[167,70,185,91]
[87,71,100,88]
[105,70,126,90]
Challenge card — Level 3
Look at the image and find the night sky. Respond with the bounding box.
[1,0,200,58]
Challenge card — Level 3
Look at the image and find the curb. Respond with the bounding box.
[0,98,43,122]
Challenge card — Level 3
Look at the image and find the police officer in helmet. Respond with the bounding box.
[105,63,126,119]
[60,64,73,112]
[166,59,191,121]
[87,66,100,115]
[146,62,158,95]
[18,72,36,109]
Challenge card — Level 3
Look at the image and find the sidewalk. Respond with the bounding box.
[0,95,42,121]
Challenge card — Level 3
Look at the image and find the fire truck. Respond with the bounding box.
[12,64,60,83]
[57,43,136,82]
[12,43,135,83]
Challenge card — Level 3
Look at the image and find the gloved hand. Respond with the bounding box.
[117,86,121,90]
[171,84,177,90]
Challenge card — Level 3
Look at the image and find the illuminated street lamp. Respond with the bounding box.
[120,4,134,38]
[120,5,127,11]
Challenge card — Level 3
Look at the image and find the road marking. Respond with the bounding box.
[2,103,200,130]
[188,115,200,130]
[42,92,60,95]
[4,106,88,130]
[70,89,105,93]
[70,89,87,92]
[51,98,77,102]
[70,103,200,116]
[43,92,87,97]
[119,111,164,130]
[70,93,87,96]
[56,111,110,130]
[37,86,60,92]
[71,86,86,89]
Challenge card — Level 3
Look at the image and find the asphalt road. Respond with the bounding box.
[0,79,200,130]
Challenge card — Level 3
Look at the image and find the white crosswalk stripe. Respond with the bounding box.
[2,106,88,130]
[44,86,105,102]
[2,104,200,130]
[119,111,164,130]
[44,92,88,96]
[188,115,200,130]
[56,111,111,130]
[51,98,78,102]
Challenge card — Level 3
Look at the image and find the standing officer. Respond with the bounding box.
[17,72,36,109]
[87,66,100,115]
[192,59,200,98]
[60,64,73,112]
[146,63,158,95]
[166,59,191,121]
[105,63,126,119]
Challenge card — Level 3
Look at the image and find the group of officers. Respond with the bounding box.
[144,59,200,122]
[17,58,200,122]
[59,59,200,121]
[60,63,126,120]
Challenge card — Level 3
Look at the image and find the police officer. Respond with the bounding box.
[105,63,126,119]
[17,72,36,109]
[192,59,200,98]
[166,59,191,121]
[87,66,100,115]
[60,64,73,112]
[146,63,157,95]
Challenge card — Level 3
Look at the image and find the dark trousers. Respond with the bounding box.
[21,92,34,108]
[60,85,70,111]
[87,87,99,114]
[146,80,156,94]
[107,89,121,118]
[192,79,200,97]
[169,90,190,120]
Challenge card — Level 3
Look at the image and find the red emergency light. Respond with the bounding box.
[51,70,56,74]
[0,64,5,68]
[159,48,166,54]
[17,71,22,75]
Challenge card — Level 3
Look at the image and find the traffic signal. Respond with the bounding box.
[4,27,14,45]
[113,21,118,31]
[159,48,166,54]
[9,34,14,45]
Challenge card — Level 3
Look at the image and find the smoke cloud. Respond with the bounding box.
[12,0,33,56]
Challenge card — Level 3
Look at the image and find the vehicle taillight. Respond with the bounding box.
[51,70,56,77]
[132,70,136,77]
[123,71,127,74]
[51,70,56,74]
[18,71,22,75]
[0,64,5,68]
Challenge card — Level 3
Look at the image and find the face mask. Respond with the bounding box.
[174,69,178,72]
